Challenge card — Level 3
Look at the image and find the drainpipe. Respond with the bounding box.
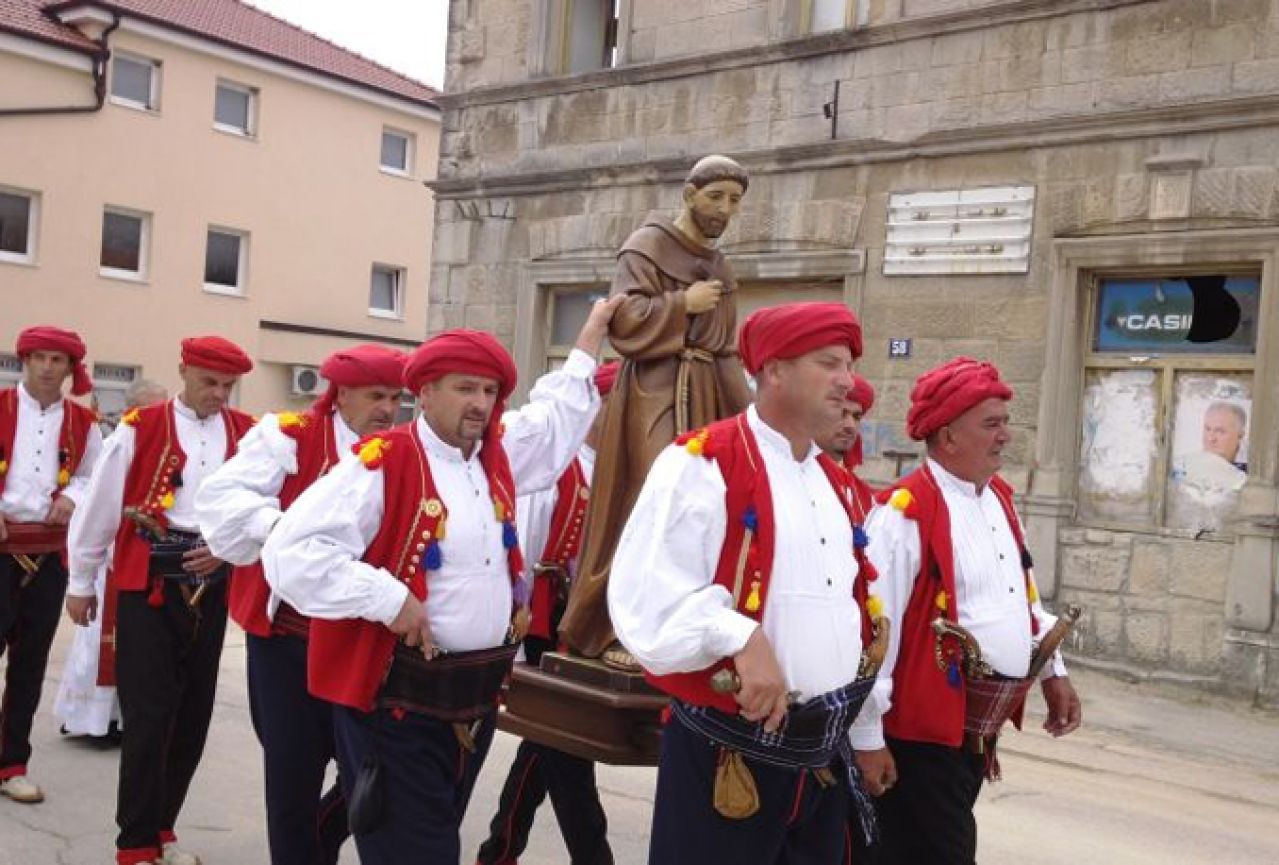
[0,13,120,118]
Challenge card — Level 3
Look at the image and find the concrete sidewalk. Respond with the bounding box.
[2,624,1277,864]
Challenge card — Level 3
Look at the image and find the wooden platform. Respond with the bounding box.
[498,652,668,766]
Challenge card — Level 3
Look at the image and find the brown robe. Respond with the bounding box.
[559,217,752,658]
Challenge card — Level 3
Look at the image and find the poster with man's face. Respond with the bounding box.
[1166,374,1252,533]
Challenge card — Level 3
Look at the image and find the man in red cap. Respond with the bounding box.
[66,336,255,865]
[194,343,405,865]
[262,299,619,865]
[817,374,878,517]
[0,326,102,804]
[609,302,884,864]
[475,359,620,865]
[851,357,1082,865]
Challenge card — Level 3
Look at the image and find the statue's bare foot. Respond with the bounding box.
[601,642,641,673]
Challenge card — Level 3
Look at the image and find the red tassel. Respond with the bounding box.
[147,578,165,608]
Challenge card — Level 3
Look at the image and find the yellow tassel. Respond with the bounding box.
[436,517,447,542]
[866,594,885,619]
[686,435,704,456]
[122,408,141,427]
[935,590,948,612]
[358,437,388,466]
[494,499,506,521]
[0,460,7,475]
[745,580,762,613]
[58,467,71,487]
[889,489,914,511]
[1026,580,1039,603]
[161,490,175,510]
[277,411,305,429]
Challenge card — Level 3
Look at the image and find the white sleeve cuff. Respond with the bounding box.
[707,612,759,661]
[249,507,284,544]
[368,576,410,626]
[848,718,886,751]
[67,572,97,597]
[560,348,597,378]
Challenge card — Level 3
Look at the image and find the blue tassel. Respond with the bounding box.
[947,659,962,690]
[502,520,519,550]
[742,505,758,532]
[853,525,870,549]
[424,539,442,570]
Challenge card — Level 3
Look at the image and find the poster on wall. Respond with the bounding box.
[1166,374,1252,533]
[1077,368,1159,524]
[1093,275,1260,354]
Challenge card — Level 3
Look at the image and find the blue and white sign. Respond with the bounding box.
[1094,276,1259,354]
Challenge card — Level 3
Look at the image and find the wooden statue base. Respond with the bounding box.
[498,652,668,766]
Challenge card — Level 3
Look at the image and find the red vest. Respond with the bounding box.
[306,422,523,712]
[645,414,874,713]
[228,410,339,638]
[109,400,255,591]
[528,458,590,640]
[879,465,1034,747]
[0,387,96,505]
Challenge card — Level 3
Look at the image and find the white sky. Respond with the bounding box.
[244,0,450,89]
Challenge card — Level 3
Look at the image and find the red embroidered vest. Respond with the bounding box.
[306,421,524,712]
[645,414,874,713]
[0,387,96,507]
[879,465,1034,747]
[109,400,255,591]
[528,458,590,641]
[228,410,338,638]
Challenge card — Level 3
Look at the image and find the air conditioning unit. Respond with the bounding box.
[290,365,326,397]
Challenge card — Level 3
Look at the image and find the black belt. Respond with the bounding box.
[377,642,519,722]
[148,528,229,583]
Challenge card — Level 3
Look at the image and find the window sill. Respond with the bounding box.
[379,166,414,179]
[108,96,160,115]
[0,254,36,268]
[367,309,404,321]
[213,123,256,140]
[99,267,148,284]
[203,283,248,298]
[1071,519,1237,544]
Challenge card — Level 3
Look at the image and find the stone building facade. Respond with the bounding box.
[428,0,1279,704]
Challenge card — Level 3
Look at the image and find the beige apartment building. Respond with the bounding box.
[430,0,1279,703]
[0,0,439,420]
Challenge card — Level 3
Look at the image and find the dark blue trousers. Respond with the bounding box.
[649,718,850,865]
[332,703,496,865]
[246,633,348,865]
[0,553,67,776]
[476,738,613,865]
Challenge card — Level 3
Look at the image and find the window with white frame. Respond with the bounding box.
[545,286,616,370]
[110,52,160,111]
[380,128,414,174]
[369,264,404,317]
[92,362,139,429]
[204,227,249,294]
[1077,273,1260,536]
[214,80,257,136]
[100,207,150,280]
[0,188,37,264]
[807,0,850,32]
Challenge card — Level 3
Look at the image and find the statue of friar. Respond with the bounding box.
[559,155,753,666]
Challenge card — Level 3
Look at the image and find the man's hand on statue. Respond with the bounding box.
[574,294,626,356]
[1041,675,1082,737]
[685,280,724,315]
[854,747,898,796]
[65,594,97,627]
[389,595,435,659]
[44,495,75,526]
[182,545,226,578]
[732,627,790,733]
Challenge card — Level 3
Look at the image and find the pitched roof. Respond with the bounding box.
[4,0,438,107]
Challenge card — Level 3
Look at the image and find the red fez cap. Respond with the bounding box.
[180,336,254,375]
[403,330,517,398]
[593,361,620,397]
[312,344,405,415]
[738,302,863,375]
[16,326,93,396]
[17,326,93,396]
[906,357,1013,441]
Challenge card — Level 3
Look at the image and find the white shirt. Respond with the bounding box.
[518,444,595,578]
[608,405,865,703]
[851,457,1068,750]
[195,412,359,619]
[262,349,599,653]
[66,397,231,596]
[0,383,103,522]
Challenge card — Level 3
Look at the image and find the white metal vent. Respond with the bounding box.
[884,185,1035,275]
